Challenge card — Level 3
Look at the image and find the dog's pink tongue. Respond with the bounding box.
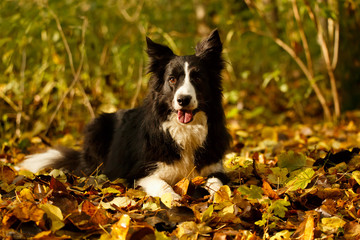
[178,110,193,124]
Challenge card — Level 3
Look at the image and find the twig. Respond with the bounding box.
[292,0,314,77]
[117,0,144,23]
[304,1,340,121]
[0,90,30,121]
[332,21,340,69]
[45,9,93,135]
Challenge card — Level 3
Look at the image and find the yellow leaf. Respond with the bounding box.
[303,214,315,240]
[161,192,173,209]
[19,188,35,202]
[352,171,360,185]
[110,214,131,240]
[40,203,65,232]
[213,185,231,204]
[320,216,346,234]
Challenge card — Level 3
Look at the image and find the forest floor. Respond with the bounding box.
[1,112,360,239]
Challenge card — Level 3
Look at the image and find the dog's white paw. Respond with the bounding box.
[136,175,182,201]
[205,177,223,197]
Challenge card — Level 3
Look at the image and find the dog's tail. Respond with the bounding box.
[18,148,81,174]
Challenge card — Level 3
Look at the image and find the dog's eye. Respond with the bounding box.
[168,77,177,85]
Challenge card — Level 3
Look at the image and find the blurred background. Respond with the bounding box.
[1,0,359,146]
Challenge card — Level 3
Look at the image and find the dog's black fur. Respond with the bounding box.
[22,30,231,197]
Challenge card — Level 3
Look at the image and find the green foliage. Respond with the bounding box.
[268,167,288,185]
[285,167,315,192]
[277,151,307,172]
[237,185,263,200]
[255,198,291,229]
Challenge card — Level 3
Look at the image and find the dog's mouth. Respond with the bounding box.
[177,109,199,124]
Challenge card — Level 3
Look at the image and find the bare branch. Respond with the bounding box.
[304,1,340,120]
[292,0,314,77]
[45,9,93,135]
[332,21,340,69]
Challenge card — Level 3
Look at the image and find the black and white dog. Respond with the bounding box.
[20,30,231,200]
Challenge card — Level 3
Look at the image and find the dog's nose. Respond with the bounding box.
[177,95,192,107]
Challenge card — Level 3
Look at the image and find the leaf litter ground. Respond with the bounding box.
[1,121,360,239]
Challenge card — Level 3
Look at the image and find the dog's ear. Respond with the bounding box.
[195,29,222,59]
[146,37,174,73]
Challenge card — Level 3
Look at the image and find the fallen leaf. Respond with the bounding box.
[303,213,315,240]
[278,151,307,172]
[320,216,346,234]
[262,180,279,199]
[238,185,263,200]
[0,165,16,184]
[82,200,109,226]
[173,178,189,196]
[100,197,136,210]
[201,204,213,222]
[161,192,174,209]
[286,168,315,192]
[214,185,232,203]
[40,203,65,232]
[111,214,131,240]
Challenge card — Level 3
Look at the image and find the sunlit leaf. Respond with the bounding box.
[110,214,131,240]
[100,197,136,210]
[269,230,292,240]
[320,216,346,234]
[285,168,315,192]
[201,204,213,222]
[214,185,231,203]
[352,171,360,185]
[40,203,65,232]
[173,178,189,196]
[161,192,174,209]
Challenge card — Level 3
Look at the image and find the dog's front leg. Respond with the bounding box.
[136,175,181,200]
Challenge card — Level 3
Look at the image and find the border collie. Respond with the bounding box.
[20,30,231,200]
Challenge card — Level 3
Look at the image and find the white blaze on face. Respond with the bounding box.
[173,61,198,110]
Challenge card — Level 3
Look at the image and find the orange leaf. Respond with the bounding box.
[303,214,315,240]
[192,176,206,186]
[262,180,279,199]
[174,178,190,196]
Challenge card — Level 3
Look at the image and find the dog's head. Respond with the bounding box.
[146,30,224,124]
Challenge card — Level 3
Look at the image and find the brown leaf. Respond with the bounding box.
[0,165,16,184]
[213,232,227,240]
[82,200,110,226]
[262,180,279,199]
[173,178,189,196]
[50,177,68,193]
[344,221,360,239]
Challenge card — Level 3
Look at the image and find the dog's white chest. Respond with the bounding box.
[159,111,208,185]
